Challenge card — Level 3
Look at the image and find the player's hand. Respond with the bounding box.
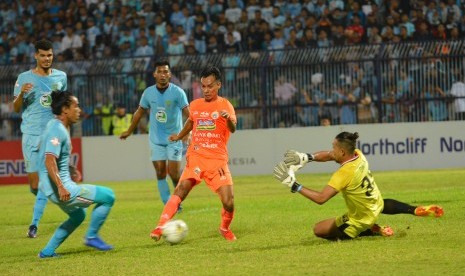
[273,162,296,188]
[220,110,230,119]
[21,83,33,95]
[69,165,82,182]
[119,130,131,140]
[283,150,313,171]
[58,186,71,202]
[169,134,180,142]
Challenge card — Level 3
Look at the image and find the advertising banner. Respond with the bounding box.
[0,138,83,185]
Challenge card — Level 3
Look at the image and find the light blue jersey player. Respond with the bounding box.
[12,39,67,238]
[38,91,115,258]
[120,60,190,206]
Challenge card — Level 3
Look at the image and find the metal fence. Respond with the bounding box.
[1,40,465,139]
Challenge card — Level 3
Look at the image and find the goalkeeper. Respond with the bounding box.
[274,131,444,240]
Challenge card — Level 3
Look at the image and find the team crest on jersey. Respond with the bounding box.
[40,93,52,107]
[211,111,219,119]
[194,167,201,175]
[50,137,60,146]
[51,82,63,91]
[196,119,215,130]
[156,110,167,123]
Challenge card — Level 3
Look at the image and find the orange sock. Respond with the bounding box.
[157,195,182,228]
[220,208,234,230]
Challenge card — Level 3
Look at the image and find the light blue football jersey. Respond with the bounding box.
[13,69,67,135]
[38,119,74,197]
[140,83,188,145]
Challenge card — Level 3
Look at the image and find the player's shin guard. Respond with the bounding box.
[220,208,234,230]
[157,178,171,205]
[157,195,182,227]
[41,209,85,256]
[31,190,48,227]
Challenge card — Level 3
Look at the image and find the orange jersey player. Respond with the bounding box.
[150,66,238,241]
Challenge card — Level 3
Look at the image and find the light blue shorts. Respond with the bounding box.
[48,184,97,214]
[22,134,41,173]
[150,142,183,161]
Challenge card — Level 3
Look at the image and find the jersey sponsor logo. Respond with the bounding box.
[200,142,218,149]
[200,111,209,117]
[194,167,201,175]
[156,110,167,123]
[196,119,216,130]
[193,132,220,138]
[211,111,219,119]
[40,93,52,107]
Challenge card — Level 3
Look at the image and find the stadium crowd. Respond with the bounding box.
[1,0,465,65]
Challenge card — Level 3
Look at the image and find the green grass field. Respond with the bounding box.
[1,169,465,275]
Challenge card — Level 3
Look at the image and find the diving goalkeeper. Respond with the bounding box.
[273,131,443,240]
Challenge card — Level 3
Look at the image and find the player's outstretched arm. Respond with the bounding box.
[120,106,146,140]
[273,162,338,204]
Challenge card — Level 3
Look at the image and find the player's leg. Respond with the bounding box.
[23,134,48,238]
[167,143,184,212]
[207,163,236,241]
[82,185,115,251]
[217,185,236,241]
[383,198,444,217]
[150,178,195,241]
[152,144,171,204]
[314,217,351,241]
[39,196,86,258]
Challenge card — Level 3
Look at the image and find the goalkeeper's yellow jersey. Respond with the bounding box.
[328,149,384,225]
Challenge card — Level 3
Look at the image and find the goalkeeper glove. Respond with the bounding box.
[273,162,295,187]
[283,150,314,172]
[273,162,303,193]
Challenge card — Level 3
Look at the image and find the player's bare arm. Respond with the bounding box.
[311,151,335,162]
[13,83,34,112]
[120,106,146,140]
[220,110,236,133]
[45,154,70,202]
[299,185,338,205]
[169,119,194,142]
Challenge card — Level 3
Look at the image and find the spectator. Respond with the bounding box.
[450,74,465,120]
[166,32,185,68]
[110,103,132,136]
[61,25,83,55]
[225,0,242,24]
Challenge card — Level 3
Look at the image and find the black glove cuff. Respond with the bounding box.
[307,153,314,161]
[291,182,302,193]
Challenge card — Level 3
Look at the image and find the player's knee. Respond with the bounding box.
[94,186,116,207]
[69,208,86,226]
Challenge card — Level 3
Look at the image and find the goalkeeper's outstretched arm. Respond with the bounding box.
[311,151,336,162]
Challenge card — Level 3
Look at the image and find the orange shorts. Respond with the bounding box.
[180,155,233,192]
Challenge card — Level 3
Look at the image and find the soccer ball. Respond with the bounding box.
[162,220,188,244]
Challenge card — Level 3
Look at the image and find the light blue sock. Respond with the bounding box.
[31,189,48,227]
[86,186,115,238]
[40,209,85,256]
[157,178,171,205]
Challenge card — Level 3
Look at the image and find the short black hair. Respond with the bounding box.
[200,66,222,82]
[51,91,74,115]
[35,39,53,52]
[154,60,170,70]
[335,131,359,153]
